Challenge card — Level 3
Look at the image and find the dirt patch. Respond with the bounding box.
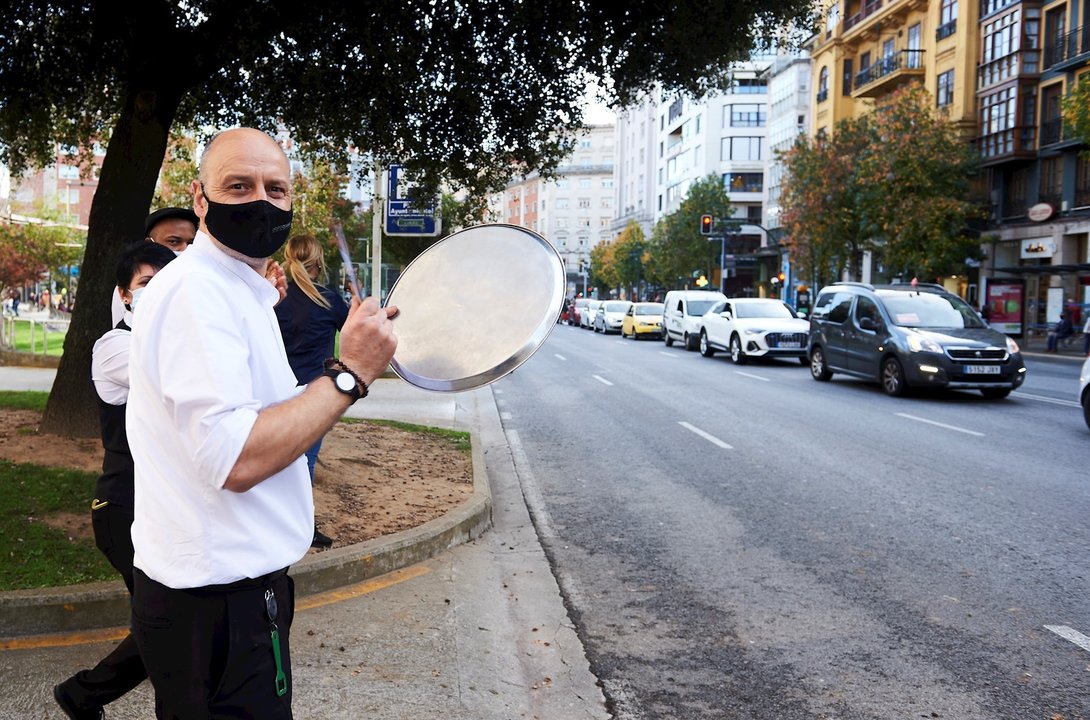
[0,409,474,552]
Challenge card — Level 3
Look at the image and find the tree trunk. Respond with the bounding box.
[40,88,181,437]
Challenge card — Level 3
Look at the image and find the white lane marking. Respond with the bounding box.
[658,352,678,358]
[593,374,614,386]
[1013,391,1080,408]
[895,413,985,437]
[735,371,770,382]
[1045,625,1090,654]
[678,421,733,449]
[554,354,566,361]
[494,388,504,394]
[500,411,512,420]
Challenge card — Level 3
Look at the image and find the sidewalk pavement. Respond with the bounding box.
[1018,330,1089,361]
[0,366,609,719]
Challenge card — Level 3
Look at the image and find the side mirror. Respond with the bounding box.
[859,316,880,331]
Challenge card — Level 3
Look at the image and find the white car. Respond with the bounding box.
[1080,354,1090,430]
[580,300,601,329]
[698,297,811,365]
[594,300,632,334]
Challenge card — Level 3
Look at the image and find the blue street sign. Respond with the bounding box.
[385,164,441,236]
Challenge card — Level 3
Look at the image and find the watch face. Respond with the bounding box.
[335,372,356,393]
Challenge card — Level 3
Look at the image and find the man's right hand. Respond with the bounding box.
[337,297,398,386]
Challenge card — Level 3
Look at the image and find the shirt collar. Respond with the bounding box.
[190,231,280,306]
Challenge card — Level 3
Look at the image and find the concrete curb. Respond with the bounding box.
[0,427,493,639]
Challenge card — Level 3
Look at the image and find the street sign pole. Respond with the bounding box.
[371,161,384,300]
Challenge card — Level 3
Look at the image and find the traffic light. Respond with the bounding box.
[700,214,713,235]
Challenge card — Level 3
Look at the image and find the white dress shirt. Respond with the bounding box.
[91,310,132,406]
[110,290,126,326]
[127,232,312,588]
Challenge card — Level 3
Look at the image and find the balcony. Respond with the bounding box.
[976,126,1038,166]
[816,87,829,103]
[852,50,926,97]
[936,19,957,41]
[1043,25,1090,71]
[977,51,1039,90]
[843,0,883,31]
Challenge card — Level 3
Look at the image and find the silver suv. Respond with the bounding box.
[808,282,1027,398]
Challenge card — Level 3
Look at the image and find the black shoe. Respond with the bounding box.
[53,683,104,720]
[311,527,334,549]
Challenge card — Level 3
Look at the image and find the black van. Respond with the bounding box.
[807,282,1027,398]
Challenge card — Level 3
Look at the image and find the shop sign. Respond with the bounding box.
[1020,238,1055,259]
[1027,202,1055,222]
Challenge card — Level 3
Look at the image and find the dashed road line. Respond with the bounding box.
[1013,391,1080,408]
[593,375,614,386]
[895,413,984,437]
[735,371,770,382]
[1045,625,1090,654]
[678,421,733,449]
[554,354,567,361]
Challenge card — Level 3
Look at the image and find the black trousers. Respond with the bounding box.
[132,567,295,720]
[58,502,146,708]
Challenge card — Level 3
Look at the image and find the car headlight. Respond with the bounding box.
[743,328,764,335]
[1006,336,1020,354]
[906,334,943,353]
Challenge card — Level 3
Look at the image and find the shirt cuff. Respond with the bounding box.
[195,406,259,489]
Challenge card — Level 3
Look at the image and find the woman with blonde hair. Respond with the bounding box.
[275,233,350,548]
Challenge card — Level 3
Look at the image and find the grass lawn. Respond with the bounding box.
[0,460,113,590]
[0,390,114,590]
[2,318,68,357]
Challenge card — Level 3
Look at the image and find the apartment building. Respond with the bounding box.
[611,96,659,241]
[497,124,615,295]
[808,0,1090,330]
[4,143,103,229]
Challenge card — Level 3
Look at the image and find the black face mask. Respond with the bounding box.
[201,185,293,259]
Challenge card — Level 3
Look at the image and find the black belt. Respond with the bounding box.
[136,566,288,594]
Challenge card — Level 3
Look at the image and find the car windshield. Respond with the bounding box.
[634,303,664,315]
[687,300,720,316]
[735,302,795,319]
[879,291,986,329]
[604,302,630,312]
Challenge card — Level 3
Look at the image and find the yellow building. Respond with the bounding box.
[807,0,1090,329]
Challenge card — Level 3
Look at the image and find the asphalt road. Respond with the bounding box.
[493,323,1090,719]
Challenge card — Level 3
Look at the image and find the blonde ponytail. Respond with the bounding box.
[283,234,331,309]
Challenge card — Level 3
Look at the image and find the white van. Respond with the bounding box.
[662,290,728,351]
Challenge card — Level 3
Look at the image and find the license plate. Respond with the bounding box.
[963,365,1001,374]
[778,341,801,348]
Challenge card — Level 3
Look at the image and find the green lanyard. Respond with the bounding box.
[264,589,288,697]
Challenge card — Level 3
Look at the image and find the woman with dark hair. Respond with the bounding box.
[275,234,350,548]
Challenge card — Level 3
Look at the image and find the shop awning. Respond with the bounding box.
[991,263,1090,275]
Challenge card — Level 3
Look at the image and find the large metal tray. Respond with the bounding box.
[384,223,565,392]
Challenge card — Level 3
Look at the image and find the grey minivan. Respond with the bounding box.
[808,281,1027,398]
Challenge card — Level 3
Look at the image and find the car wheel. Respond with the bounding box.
[699,330,715,357]
[810,346,832,381]
[684,332,698,351]
[664,331,674,347]
[881,356,908,397]
[729,334,747,365]
[980,387,1012,400]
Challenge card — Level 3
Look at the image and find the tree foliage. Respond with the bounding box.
[0,207,84,296]
[0,0,813,436]
[150,130,198,210]
[647,175,734,289]
[1061,74,1090,159]
[780,84,982,286]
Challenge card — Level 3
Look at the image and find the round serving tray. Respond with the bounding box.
[384,223,565,392]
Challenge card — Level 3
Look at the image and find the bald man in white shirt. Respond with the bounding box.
[127,127,397,718]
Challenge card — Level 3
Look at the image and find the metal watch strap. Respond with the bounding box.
[324,357,368,399]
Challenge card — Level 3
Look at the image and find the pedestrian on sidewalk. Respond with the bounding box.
[1047,309,1074,352]
[126,127,397,719]
[54,240,178,720]
[274,233,350,549]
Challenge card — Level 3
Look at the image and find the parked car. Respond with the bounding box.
[1080,354,1090,430]
[594,300,632,334]
[580,300,601,329]
[569,298,589,326]
[698,297,810,364]
[662,290,727,351]
[807,281,1026,398]
[622,302,666,339]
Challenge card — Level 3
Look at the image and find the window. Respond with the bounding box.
[818,67,829,101]
[578,178,592,188]
[578,198,591,208]
[556,218,568,228]
[941,0,957,25]
[724,172,763,193]
[58,165,79,180]
[729,104,766,127]
[937,70,955,106]
[1040,156,1063,204]
[725,136,762,161]
[733,77,767,94]
[746,205,763,222]
[601,179,613,188]
[818,292,853,323]
[855,296,882,327]
[555,198,569,209]
[600,198,612,208]
[842,60,853,95]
